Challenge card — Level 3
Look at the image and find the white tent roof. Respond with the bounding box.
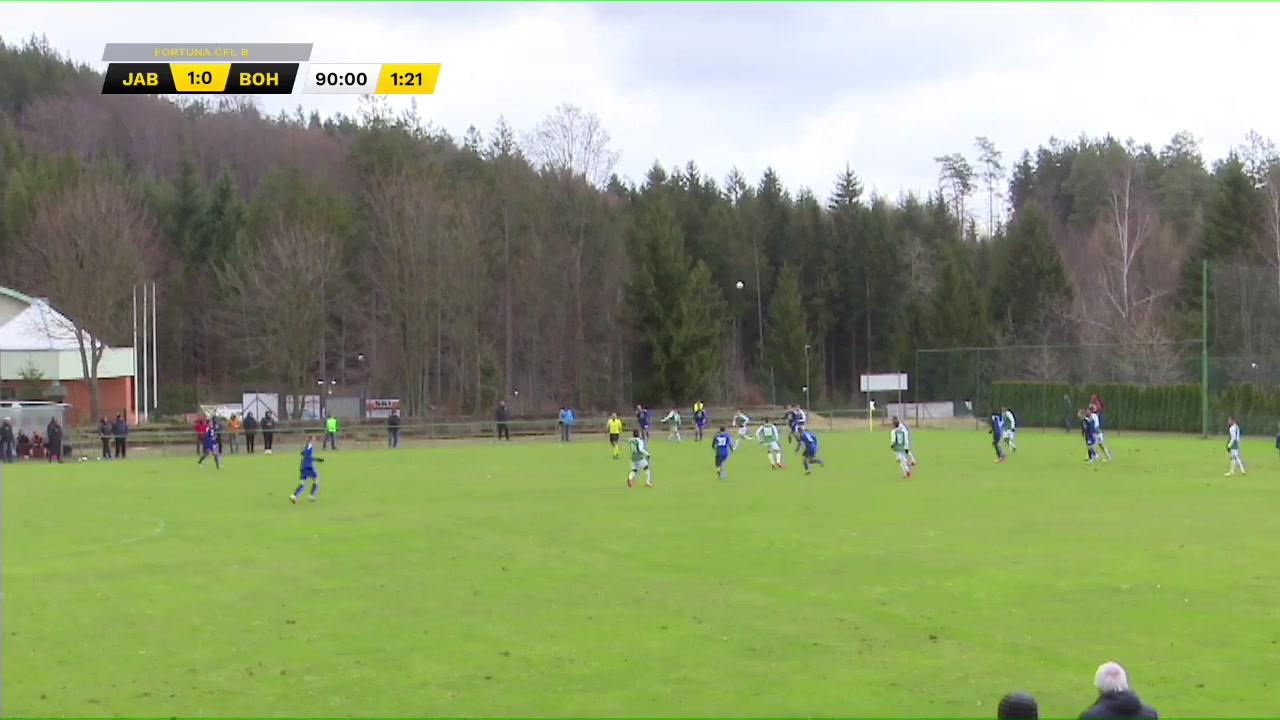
[0,299,101,352]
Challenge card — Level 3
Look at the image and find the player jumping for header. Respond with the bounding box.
[792,405,808,452]
[290,435,325,503]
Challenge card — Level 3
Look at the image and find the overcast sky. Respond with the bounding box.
[7,2,1280,199]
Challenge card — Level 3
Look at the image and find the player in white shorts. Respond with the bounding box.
[1001,407,1018,452]
[626,430,653,488]
[1225,416,1246,477]
[1088,405,1112,461]
[755,418,784,469]
[890,417,913,478]
[899,419,918,466]
[732,409,751,449]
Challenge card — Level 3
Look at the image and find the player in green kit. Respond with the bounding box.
[732,409,751,449]
[627,429,653,488]
[755,417,784,469]
[891,417,913,478]
[662,407,683,442]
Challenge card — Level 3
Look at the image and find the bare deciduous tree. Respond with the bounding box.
[524,103,620,189]
[1240,130,1280,308]
[25,175,159,421]
[20,95,110,162]
[1097,147,1164,331]
[524,104,625,402]
[362,170,452,415]
[974,136,1005,237]
[219,222,340,417]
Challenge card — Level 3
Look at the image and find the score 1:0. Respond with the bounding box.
[374,64,442,94]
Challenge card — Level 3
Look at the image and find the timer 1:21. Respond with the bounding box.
[389,71,423,87]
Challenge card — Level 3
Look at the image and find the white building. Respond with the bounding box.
[0,286,137,424]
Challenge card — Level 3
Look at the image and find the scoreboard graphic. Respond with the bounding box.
[99,43,440,95]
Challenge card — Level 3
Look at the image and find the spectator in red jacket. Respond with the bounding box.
[195,416,210,456]
[1090,393,1105,432]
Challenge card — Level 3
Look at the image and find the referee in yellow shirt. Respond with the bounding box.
[607,413,624,458]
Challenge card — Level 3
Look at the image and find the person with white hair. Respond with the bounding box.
[1080,661,1158,719]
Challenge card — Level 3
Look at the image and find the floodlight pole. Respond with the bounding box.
[804,344,811,411]
[1201,259,1209,438]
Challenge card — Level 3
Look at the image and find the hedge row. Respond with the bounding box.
[990,381,1280,434]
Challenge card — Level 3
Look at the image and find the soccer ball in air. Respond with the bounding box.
[735,281,745,289]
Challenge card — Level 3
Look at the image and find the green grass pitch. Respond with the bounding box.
[3,429,1278,717]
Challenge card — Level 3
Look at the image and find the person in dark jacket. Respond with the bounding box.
[112,412,129,458]
[0,417,14,463]
[495,401,511,441]
[99,418,113,460]
[243,412,259,454]
[46,417,64,463]
[1063,393,1074,432]
[998,691,1039,719]
[261,411,276,454]
[388,410,401,448]
[1080,662,1158,719]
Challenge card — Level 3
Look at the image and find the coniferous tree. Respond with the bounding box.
[626,183,726,405]
[993,201,1074,332]
[764,263,811,403]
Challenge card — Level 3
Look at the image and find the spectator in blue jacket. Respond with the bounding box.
[112,412,129,459]
[558,406,575,442]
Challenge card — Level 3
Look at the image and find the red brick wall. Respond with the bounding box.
[0,377,137,425]
[62,377,136,425]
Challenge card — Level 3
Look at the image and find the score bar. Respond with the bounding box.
[101,62,441,95]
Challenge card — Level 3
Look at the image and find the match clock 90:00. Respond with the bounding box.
[314,70,368,88]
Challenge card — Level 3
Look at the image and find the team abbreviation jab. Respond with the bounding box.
[99,43,441,96]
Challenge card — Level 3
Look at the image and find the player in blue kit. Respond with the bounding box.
[799,427,825,474]
[989,410,1006,463]
[197,421,221,469]
[1080,409,1098,463]
[712,426,734,480]
[791,406,808,452]
[290,435,325,503]
[635,405,651,441]
[693,401,708,442]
